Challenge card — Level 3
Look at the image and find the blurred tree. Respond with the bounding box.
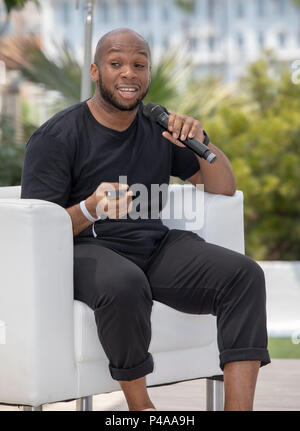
[291,0,300,8]
[0,142,25,186]
[174,0,196,13]
[1,36,82,105]
[0,115,26,186]
[0,0,39,35]
[3,0,38,13]
[204,53,300,260]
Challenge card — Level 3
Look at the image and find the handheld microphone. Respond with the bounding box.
[143,103,217,164]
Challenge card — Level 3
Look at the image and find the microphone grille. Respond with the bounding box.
[143,103,167,121]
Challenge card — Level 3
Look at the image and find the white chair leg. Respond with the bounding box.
[23,405,43,411]
[206,377,224,411]
[76,396,93,411]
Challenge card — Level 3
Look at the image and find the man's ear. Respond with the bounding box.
[90,63,99,83]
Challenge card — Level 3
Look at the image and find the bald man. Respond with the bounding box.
[21,28,270,411]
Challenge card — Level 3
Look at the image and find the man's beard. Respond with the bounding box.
[98,73,149,111]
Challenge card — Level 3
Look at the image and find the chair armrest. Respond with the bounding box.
[162,185,245,254]
[0,198,77,405]
[200,190,245,254]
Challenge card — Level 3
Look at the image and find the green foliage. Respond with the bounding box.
[0,109,36,186]
[174,0,196,14]
[268,338,300,359]
[0,115,14,145]
[3,0,39,13]
[205,54,300,260]
[291,0,300,8]
[0,116,25,186]
[0,142,25,186]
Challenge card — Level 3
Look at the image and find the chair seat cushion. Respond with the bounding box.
[74,299,217,363]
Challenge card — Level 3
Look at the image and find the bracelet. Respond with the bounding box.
[80,200,101,222]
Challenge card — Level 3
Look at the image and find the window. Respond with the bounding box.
[278,32,286,48]
[257,0,265,17]
[97,1,109,22]
[119,0,129,21]
[163,36,169,50]
[140,0,149,21]
[147,34,153,49]
[236,0,244,19]
[208,0,216,20]
[258,31,264,48]
[188,37,198,51]
[276,0,285,15]
[62,1,70,24]
[237,33,244,49]
[208,36,216,52]
[161,6,169,21]
[56,1,70,25]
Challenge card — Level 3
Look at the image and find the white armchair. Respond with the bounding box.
[0,184,245,411]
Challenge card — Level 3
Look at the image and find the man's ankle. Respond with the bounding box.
[128,401,156,411]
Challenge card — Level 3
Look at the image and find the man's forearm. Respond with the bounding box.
[66,195,97,237]
[197,141,237,195]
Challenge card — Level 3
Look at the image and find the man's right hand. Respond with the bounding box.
[87,182,134,220]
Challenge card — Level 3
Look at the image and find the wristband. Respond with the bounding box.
[80,200,101,222]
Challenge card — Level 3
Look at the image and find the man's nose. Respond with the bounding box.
[120,64,137,79]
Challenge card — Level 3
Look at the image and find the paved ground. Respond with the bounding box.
[0,359,299,411]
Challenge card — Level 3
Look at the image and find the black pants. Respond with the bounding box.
[73,229,271,381]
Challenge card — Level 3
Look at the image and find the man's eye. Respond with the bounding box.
[111,62,120,67]
[135,64,145,68]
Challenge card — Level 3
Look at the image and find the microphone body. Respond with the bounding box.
[143,103,217,164]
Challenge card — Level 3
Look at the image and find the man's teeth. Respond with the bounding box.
[119,88,137,92]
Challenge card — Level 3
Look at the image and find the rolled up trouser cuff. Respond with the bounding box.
[219,347,271,371]
[109,352,154,381]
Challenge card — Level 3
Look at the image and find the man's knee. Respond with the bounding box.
[95,264,153,311]
[233,255,266,300]
[242,256,265,284]
[218,254,266,304]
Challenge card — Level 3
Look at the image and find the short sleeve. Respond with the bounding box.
[20,132,72,208]
[171,143,200,181]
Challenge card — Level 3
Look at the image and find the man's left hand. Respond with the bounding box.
[161,113,205,148]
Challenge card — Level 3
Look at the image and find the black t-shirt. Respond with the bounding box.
[21,100,200,259]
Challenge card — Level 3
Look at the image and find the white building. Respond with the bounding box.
[38,0,300,82]
[1,0,300,83]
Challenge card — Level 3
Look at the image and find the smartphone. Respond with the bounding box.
[105,189,127,200]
